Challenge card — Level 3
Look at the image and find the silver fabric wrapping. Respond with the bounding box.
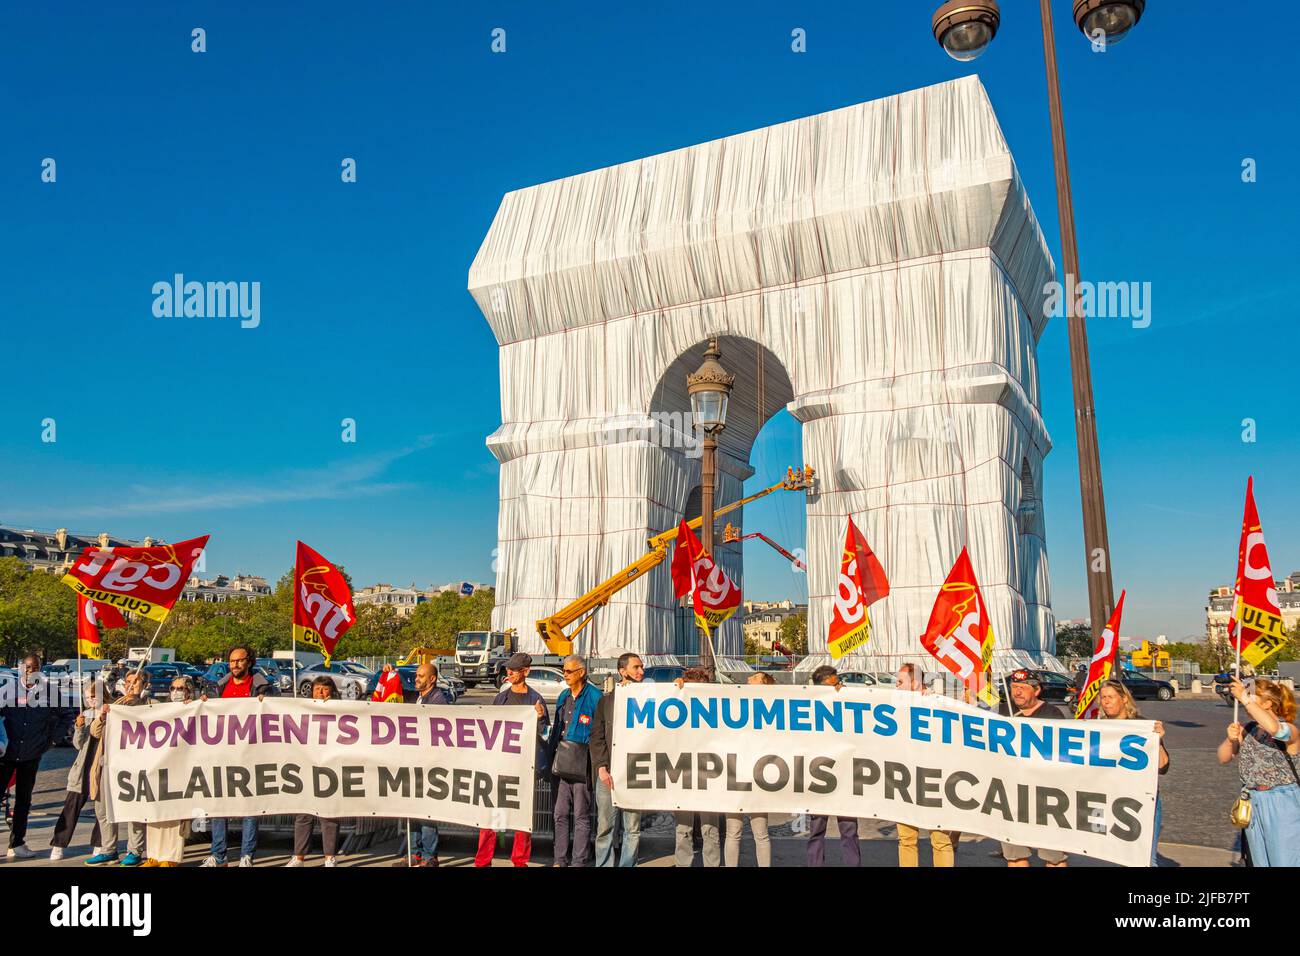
[470,76,1058,664]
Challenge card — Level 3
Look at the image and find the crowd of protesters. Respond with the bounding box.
[3,646,1298,868]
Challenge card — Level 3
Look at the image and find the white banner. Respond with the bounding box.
[610,684,1159,867]
[104,698,537,831]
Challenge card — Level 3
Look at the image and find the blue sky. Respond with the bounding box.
[2,2,1294,640]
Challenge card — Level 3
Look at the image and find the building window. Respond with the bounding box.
[1018,457,1041,536]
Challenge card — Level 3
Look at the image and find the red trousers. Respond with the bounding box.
[476,829,531,867]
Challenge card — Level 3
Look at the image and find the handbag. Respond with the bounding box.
[552,738,590,783]
[1230,725,1300,829]
[1229,790,1252,829]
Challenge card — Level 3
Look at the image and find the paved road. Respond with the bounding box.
[1142,695,1244,851]
[1,690,1244,867]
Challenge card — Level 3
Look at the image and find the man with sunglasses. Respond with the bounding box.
[548,654,602,867]
[1000,668,1069,868]
[475,652,550,866]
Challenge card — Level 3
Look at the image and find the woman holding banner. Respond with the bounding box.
[1096,680,1168,865]
[1218,677,1300,867]
[141,676,198,867]
[287,676,345,867]
[49,677,105,861]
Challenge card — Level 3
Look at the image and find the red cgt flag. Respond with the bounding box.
[1227,478,1288,668]
[76,594,127,659]
[670,520,695,599]
[920,547,999,706]
[372,666,403,703]
[672,521,741,635]
[1074,590,1126,719]
[827,517,889,660]
[62,537,209,622]
[292,541,355,664]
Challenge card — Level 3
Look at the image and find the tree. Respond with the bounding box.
[779,612,808,655]
[399,589,496,653]
[1054,622,1094,660]
[0,558,78,663]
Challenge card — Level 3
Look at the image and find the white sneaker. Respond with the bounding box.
[284,856,303,867]
[7,844,36,860]
[200,856,220,868]
[323,856,337,868]
[238,855,253,867]
[49,846,64,861]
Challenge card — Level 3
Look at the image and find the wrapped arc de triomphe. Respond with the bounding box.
[469,75,1059,672]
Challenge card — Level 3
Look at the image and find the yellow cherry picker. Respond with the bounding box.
[536,466,815,655]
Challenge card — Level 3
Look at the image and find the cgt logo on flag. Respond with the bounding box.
[920,547,999,706]
[1075,590,1126,719]
[293,541,355,664]
[671,520,741,634]
[77,594,127,659]
[62,538,208,622]
[1227,478,1289,667]
[827,517,889,660]
[372,666,403,703]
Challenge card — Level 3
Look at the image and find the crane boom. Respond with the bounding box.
[536,466,815,655]
[722,523,806,571]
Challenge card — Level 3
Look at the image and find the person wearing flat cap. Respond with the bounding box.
[1000,668,1070,868]
[474,652,550,867]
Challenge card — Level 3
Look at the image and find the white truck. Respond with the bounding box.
[273,649,324,670]
[453,630,517,688]
[128,646,176,664]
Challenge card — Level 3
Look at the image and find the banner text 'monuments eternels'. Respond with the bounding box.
[623,695,1151,771]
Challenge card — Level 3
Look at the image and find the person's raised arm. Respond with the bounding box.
[1218,722,1243,764]
[1231,679,1284,737]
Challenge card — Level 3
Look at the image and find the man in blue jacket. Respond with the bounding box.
[548,654,602,867]
[1,654,72,859]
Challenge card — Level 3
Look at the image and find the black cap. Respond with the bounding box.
[505,652,533,671]
[1009,669,1040,687]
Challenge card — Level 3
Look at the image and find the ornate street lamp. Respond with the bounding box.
[931,0,1145,641]
[687,337,734,675]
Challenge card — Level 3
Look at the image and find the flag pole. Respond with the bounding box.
[132,615,169,680]
[76,622,84,710]
[1233,597,1242,727]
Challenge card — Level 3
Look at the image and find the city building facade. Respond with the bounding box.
[0,525,155,574]
[180,574,271,603]
[741,599,807,650]
[1206,572,1300,647]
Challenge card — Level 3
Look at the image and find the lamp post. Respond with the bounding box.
[687,337,734,676]
[931,0,1145,639]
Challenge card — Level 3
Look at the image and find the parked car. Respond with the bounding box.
[497,665,568,702]
[138,663,187,699]
[256,658,294,694]
[294,661,374,700]
[996,669,1078,706]
[362,665,461,704]
[838,671,879,686]
[197,662,283,697]
[1118,668,1175,701]
[641,665,685,685]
